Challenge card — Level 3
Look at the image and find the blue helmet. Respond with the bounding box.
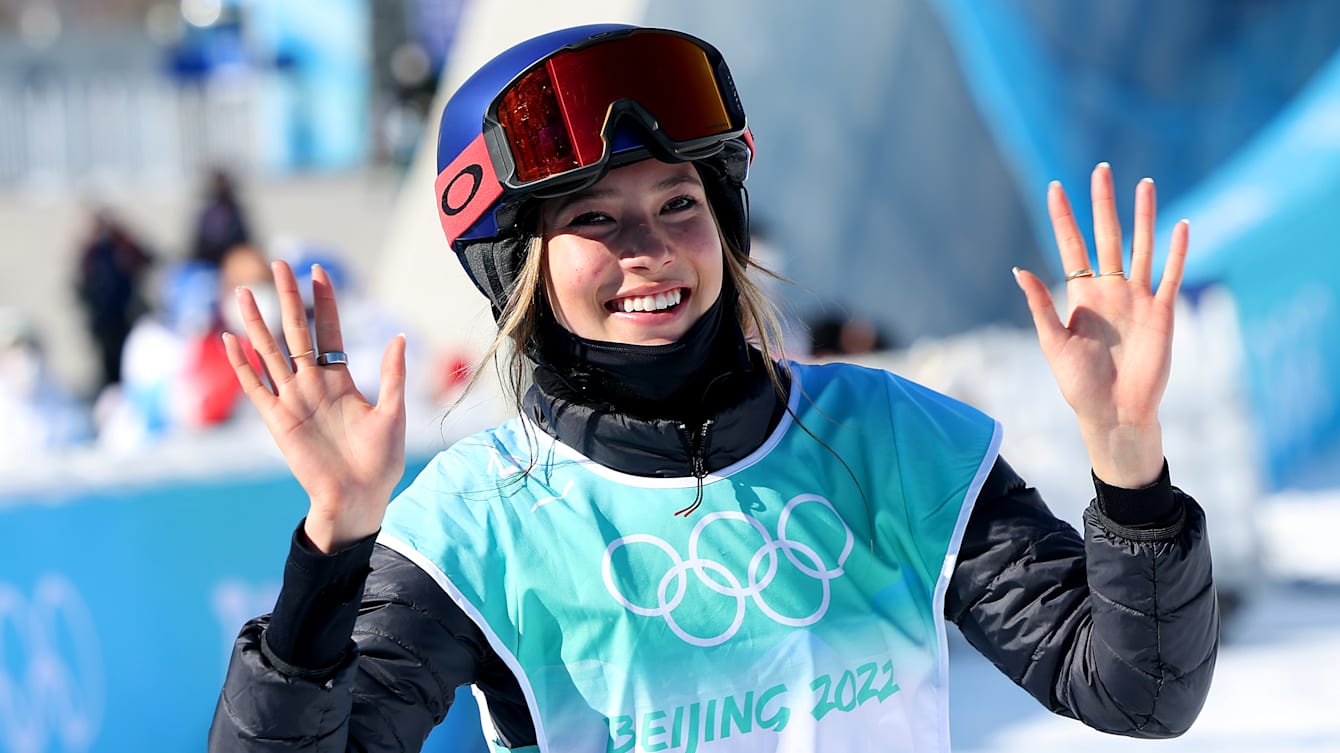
[434,24,754,315]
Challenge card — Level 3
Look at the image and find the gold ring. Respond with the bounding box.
[290,349,315,359]
[1099,270,1125,277]
[1064,268,1095,281]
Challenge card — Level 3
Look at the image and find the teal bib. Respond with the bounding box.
[381,362,1001,753]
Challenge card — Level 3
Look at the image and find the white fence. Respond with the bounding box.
[0,74,259,191]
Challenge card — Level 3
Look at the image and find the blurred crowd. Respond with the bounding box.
[0,168,460,462]
[0,171,891,463]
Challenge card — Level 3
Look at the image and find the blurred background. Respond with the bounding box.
[2,0,1339,751]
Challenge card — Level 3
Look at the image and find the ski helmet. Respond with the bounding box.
[433,24,755,316]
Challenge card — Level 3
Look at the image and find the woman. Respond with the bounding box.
[210,24,1217,753]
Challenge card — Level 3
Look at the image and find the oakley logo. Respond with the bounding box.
[602,494,853,647]
[440,164,483,216]
[0,575,104,753]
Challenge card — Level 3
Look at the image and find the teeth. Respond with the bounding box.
[619,289,682,313]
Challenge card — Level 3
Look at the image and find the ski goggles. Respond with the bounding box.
[437,28,752,246]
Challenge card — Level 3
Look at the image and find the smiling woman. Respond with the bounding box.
[209,23,1219,753]
[541,160,724,346]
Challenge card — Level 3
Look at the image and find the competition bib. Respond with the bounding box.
[381,361,1000,753]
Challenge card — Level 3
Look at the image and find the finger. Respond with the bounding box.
[1047,181,1092,280]
[310,263,346,355]
[222,331,274,402]
[1014,267,1068,354]
[235,285,293,383]
[1129,177,1156,291]
[376,334,408,412]
[271,260,315,367]
[1090,162,1124,275]
[1155,219,1190,307]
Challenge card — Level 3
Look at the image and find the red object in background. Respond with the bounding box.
[182,331,261,427]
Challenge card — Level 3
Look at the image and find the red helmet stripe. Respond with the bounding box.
[436,133,505,247]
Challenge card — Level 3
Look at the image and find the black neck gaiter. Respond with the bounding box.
[530,285,753,419]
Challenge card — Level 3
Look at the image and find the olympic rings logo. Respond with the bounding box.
[602,494,853,647]
[0,575,104,753]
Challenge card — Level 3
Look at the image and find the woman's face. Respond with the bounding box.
[540,159,724,346]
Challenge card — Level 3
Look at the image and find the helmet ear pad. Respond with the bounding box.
[694,157,751,262]
[458,230,530,320]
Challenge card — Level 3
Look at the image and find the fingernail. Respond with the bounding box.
[1140,177,1154,184]
[1048,180,1061,189]
[1096,161,1110,169]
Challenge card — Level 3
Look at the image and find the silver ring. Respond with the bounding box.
[1065,268,1095,281]
[315,351,348,367]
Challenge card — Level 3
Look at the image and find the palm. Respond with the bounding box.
[1049,273,1174,427]
[265,367,404,512]
[223,260,407,552]
[1015,164,1189,486]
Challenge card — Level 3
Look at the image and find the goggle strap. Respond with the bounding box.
[436,133,506,247]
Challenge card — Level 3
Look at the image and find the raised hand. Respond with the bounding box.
[1013,163,1189,488]
[222,260,407,553]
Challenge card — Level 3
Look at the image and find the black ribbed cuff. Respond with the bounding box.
[1091,459,1180,529]
[263,520,378,673]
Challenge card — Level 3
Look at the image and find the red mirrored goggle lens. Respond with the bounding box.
[495,31,740,184]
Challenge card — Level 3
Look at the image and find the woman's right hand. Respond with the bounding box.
[223,260,407,553]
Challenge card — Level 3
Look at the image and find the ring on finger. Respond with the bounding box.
[1065,268,1095,281]
[316,351,349,367]
[1099,270,1125,277]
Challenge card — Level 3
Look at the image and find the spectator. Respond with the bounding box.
[0,306,94,461]
[97,247,265,450]
[73,208,154,390]
[808,312,890,358]
[191,168,252,266]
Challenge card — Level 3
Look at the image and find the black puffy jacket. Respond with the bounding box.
[209,359,1219,751]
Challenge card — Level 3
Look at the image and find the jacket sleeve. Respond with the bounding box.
[208,531,535,752]
[945,456,1219,738]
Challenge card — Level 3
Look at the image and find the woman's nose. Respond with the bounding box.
[619,221,673,268]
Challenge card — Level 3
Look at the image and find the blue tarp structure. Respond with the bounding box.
[1159,50,1340,490]
[929,0,1340,490]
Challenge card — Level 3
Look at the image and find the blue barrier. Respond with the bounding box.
[0,440,488,753]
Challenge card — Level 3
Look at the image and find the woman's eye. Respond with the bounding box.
[664,195,699,212]
[569,211,610,226]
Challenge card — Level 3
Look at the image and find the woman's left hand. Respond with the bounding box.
[1014,162,1189,488]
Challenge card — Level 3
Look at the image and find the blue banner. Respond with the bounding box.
[0,446,487,752]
